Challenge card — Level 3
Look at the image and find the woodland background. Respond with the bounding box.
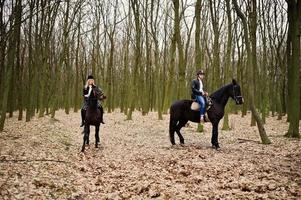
[0,0,300,138]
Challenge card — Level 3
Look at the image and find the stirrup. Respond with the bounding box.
[204,114,210,122]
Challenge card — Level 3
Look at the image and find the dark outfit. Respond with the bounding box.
[81,85,104,126]
[191,79,204,99]
[191,79,206,116]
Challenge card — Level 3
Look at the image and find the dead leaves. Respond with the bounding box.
[0,111,300,199]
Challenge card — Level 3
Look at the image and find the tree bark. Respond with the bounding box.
[173,0,186,99]
[127,0,141,120]
[285,0,300,138]
[222,0,233,131]
[0,1,19,131]
[233,0,271,144]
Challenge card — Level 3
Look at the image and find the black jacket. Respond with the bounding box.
[191,79,204,99]
[83,85,103,99]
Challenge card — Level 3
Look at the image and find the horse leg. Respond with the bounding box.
[169,119,177,145]
[95,125,100,148]
[82,125,89,152]
[100,106,105,124]
[86,125,90,145]
[211,122,220,149]
[175,120,188,144]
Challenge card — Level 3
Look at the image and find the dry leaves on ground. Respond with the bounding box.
[0,110,300,199]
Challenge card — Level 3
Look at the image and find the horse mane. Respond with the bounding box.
[88,98,98,109]
[210,84,232,101]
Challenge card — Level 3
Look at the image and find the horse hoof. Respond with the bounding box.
[212,144,220,150]
[95,144,98,148]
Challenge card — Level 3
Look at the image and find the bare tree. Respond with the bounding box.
[233,0,271,144]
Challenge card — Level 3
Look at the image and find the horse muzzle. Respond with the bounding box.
[235,96,244,105]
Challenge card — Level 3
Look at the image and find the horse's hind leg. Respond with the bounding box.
[176,120,188,144]
[95,125,100,148]
[169,119,177,145]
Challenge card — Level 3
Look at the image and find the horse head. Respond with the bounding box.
[230,79,244,105]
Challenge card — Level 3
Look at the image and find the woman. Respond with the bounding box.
[80,75,105,127]
[191,70,208,123]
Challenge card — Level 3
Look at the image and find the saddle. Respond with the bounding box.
[191,96,213,111]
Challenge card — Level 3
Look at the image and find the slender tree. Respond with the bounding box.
[233,0,271,144]
[285,0,300,138]
[222,0,233,130]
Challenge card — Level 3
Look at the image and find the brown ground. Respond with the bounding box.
[0,110,300,200]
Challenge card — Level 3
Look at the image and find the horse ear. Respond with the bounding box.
[232,79,237,85]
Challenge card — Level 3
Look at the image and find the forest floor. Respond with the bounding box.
[0,110,300,200]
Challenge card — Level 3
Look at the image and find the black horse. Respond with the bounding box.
[81,94,105,152]
[169,79,244,149]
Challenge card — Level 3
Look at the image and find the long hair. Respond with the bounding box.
[85,80,95,89]
[85,80,89,89]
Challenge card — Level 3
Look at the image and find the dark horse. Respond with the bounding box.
[169,79,243,149]
[81,94,105,152]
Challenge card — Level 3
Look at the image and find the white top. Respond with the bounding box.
[84,86,93,97]
[199,79,204,94]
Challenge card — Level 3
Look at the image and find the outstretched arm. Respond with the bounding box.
[94,87,106,100]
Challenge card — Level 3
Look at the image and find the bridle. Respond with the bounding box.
[232,85,243,104]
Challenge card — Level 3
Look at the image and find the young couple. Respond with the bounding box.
[81,70,208,126]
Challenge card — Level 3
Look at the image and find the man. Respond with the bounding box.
[191,70,209,123]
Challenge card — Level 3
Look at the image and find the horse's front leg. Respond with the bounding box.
[82,125,89,152]
[86,125,90,145]
[95,125,100,148]
[211,121,220,149]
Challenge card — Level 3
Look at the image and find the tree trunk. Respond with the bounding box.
[209,0,221,91]
[249,0,257,126]
[15,0,23,120]
[0,1,20,131]
[74,10,81,113]
[285,0,300,138]
[233,0,271,144]
[127,0,141,120]
[222,0,232,131]
[25,0,35,122]
[172,0,186,99]
[195,0,204,132]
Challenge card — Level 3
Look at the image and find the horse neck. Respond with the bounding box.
[88,99,98,110]
[220,92,230,107]
[211,84,232,108]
